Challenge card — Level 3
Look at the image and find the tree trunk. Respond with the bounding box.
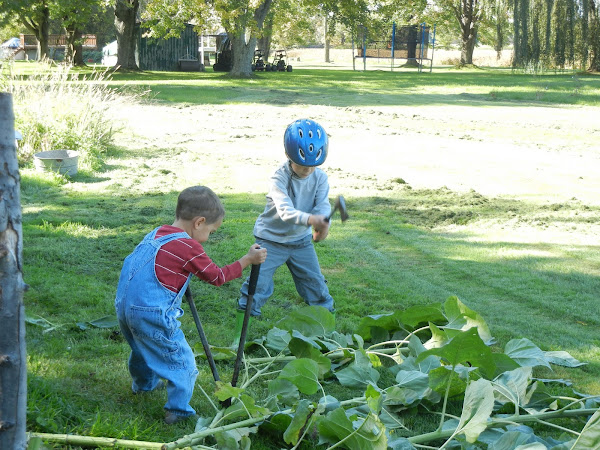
[512,0,530,66]
[65,26,86,67]
[458,0,479,65]
[230,33,257,77]
[114,0,139,70]
[20,4,50,60]
[460,26,477,64]
[0,93,27,450]
[588,0,600,71]
[257,15,274,62]
[229,0,273,77]
[324,16,330,63]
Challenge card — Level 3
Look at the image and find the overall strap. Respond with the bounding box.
[149,229,190,249]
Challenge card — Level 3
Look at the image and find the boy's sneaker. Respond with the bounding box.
[164,411,193,425]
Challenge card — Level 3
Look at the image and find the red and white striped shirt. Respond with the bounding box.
[154,225,242,292]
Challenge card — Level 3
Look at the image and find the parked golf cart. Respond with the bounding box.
[251,49,266,71]
[270,49,292,72]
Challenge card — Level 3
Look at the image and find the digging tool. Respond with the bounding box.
[231,264,261,388]
[326,195,349,222]
[184,287,221,383]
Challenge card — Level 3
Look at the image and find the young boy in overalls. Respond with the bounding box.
[233,119,335,345]
[115,186,266,424]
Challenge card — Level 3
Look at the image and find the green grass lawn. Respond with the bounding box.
[12,61,600,447]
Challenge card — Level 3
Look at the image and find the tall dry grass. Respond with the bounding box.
[1,62,141,172]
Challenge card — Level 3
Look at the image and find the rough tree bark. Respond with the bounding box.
[257,15,274,62]
[229,0,273,76]
[0,93,27,450]
[114,0,140,70]
[20,4,50,61]
[324,16,331,63]
[589,0,600,71]
[65,27,86,66]
[455,0,480,65]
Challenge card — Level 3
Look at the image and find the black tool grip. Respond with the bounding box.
[247,263,260,296]
[231,263,261,387]
[185,288,220,383]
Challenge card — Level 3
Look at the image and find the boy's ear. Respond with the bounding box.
[193,216,206,229]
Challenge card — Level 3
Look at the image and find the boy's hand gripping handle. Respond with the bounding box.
[231,264,261,387]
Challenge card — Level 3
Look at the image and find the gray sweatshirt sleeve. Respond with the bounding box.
[253,162,331,243]
[269,167,311,226]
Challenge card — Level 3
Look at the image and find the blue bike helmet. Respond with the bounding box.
[284,119,328,167]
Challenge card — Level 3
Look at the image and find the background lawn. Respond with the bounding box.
[15,60,600,447]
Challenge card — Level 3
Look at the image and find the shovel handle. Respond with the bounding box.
[185,288,221,383]
[231,264,261,387]
[247,263,260,296]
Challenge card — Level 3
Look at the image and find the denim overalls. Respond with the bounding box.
[115,228,197,417]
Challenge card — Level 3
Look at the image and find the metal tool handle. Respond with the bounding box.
[231,264,261,387]
[325,205,338,222]
[185,288,220,383]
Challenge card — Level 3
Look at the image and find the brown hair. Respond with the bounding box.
[175,186,225,224]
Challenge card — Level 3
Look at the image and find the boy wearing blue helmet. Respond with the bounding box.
[233,119,335,344]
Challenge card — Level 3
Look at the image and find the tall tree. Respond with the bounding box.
[0,0,51,60]
[0,93,27,450]
[589,0,600,71]
[53,0,104,66]
[218,0,274,76]
[114,0,140,70]
[512,0,599,70]
[143,0,274,76]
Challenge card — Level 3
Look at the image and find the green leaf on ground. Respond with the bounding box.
[279,358,321,395]
[265,327,291,353]
[505,338,551,369]
[572,409,600,449]
[283,399,313,445]
[444,296,493,344]
[544,350,586,367]
[275,306,335,337]
[417,327,496,378]
[267,378,300,406]
[215,382,245,401]
[456,378,495,443]
[289,335,332,377]
[335,349,381,389]
[317,408,387,450]
[493,367,532,406]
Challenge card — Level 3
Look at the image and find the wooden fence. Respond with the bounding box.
[20,34,97,50]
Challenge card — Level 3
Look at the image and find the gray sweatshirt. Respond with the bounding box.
[254,161,331,243]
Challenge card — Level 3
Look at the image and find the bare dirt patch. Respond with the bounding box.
[111,100,600,208]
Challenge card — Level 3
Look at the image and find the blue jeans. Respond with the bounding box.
[115,228,197,418]
[238,236,335,316]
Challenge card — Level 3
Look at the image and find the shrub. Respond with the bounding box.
[2,62,132,172]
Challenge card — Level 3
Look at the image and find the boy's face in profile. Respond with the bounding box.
[191,216,223,243]
[290,162,315,179]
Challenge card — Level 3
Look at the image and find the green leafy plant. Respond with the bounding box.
[32,297,599,449]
